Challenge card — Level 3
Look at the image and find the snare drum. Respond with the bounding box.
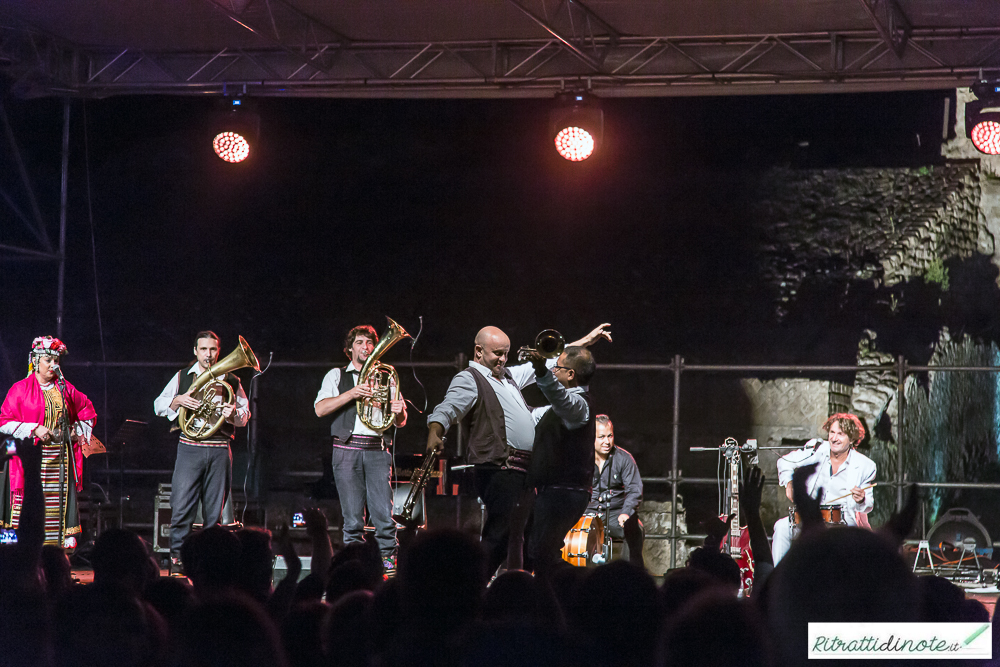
[790,504,845,525]
[561,514,605,567]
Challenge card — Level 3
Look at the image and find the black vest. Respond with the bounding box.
[528,390,595,488]
[176,366,241,440]
[328,366,390,445]
[461,367,511,466]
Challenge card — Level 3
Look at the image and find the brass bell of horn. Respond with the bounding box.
[178,336,260,440]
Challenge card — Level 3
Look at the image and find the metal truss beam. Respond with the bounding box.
[3,24,1000,98]
[856,0,910,58]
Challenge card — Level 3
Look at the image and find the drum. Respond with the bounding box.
[790,504,845,525]
[561,514,605,567]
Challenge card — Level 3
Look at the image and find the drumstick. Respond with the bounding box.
[824,483,877,504]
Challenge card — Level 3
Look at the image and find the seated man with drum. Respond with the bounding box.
[586,414,644,568]
[771,412,875,565]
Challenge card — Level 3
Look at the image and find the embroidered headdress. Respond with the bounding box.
[27,335,68,375]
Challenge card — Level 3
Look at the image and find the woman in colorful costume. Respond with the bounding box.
[0,336,97,549]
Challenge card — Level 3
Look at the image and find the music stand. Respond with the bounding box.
[110,419,147,527]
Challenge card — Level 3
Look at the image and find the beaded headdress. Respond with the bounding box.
[27,335,68,375]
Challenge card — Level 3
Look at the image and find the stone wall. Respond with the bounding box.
[636,499,688,576]
[754,164,982,315]
[740,378,841,524]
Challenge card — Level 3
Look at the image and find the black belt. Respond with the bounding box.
[502,448,532,473]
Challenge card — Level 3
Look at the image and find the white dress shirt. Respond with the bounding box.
[776,441,876,525]
[153,362,250,428]
[313,365,383,438]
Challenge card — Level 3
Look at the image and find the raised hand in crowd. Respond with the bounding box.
[739,465,773,570]
[880,483,920,547]
[792,462,824,532]
[267,524,301,621]
[704,512,735,551]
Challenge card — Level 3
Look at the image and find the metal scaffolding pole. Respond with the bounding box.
[669,354,681,568]
[56,98,70,338]
[896,355,906,511]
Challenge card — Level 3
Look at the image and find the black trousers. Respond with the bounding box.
[527,486,591,574]
[474,465,527,576]
[170,443,231,556]
[605,512,645,568]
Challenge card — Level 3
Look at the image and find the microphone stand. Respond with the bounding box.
[53,366,73,545]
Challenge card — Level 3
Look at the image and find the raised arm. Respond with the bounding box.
[567,323,612,348]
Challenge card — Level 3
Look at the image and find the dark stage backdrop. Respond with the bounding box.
[1,89,982,530]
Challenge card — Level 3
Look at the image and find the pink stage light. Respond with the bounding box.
[554,126,595,161]
[213,131,250,163]
[971,120,1000,155]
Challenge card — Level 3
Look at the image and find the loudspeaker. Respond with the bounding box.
[152,482,238,554]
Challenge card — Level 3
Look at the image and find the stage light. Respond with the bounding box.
[209,98,259,163]
[213,131,250,163]
[550,91,603,162]
[965,81,1000,155]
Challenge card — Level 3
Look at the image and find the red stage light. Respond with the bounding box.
[213,131,250,163]
[554,126,595,161]
[970,120,1000,155]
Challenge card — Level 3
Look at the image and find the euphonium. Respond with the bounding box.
[357,317,411,432]
[392,449,438,525]
[516,329,565,362]
[178,336,260,440]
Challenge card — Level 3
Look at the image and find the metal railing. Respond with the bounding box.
[68,354,1000,568]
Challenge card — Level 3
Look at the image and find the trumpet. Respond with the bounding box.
[517,329,565,362]
[393,448,439,525]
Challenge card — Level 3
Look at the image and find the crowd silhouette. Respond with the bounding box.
[3,436,999,667]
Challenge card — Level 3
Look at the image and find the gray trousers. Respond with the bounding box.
[331,446,397,559]
[170,443,232,556]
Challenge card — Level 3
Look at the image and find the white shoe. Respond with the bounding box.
[63,536,77,549]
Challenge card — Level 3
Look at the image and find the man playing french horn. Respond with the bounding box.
[315,323,407,574]
[154,331,250,571]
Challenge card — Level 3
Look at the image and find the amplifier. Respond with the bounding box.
[273,556,312,586]
[152,482,240,554]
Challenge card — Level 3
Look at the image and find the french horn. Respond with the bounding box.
[178,336,260,440]
[357,317,411,432]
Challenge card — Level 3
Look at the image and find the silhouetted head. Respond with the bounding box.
[175,593,287,667]
[658,591,771,667]
[573,561,661,666]
[91,528,156,595]
[687,547,741,594]
[397,529,488,628]
[235,527,273,603]
[768,527,919,667]
[181,526,242,594]
[54,585,166,667]
[324,590,374,667]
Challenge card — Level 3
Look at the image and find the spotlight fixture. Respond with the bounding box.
[550,91,603,161]
[210,98,259,163]
[966,81,1000,155]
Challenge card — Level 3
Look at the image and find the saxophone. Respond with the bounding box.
[357,317,411,432]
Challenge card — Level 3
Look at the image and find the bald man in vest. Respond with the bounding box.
[426,323,610,575]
